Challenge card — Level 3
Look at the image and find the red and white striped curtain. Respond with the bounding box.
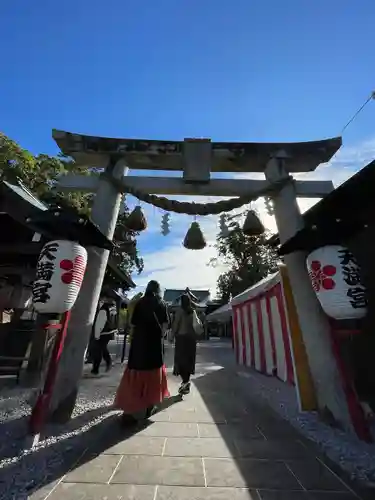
[232,281,295,385]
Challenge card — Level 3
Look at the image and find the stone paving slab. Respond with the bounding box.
[163,437,237,458]
[200,422,265,439]
[233,438,308,459]
[285,458,352,491]
[257,492,355,500]
[46,482,156,499]
[111,455,206,486]
[203,457,302,489]
[136,421,200,437]
[156,486,258,500]
[64,454,121,484]
[32,341,365,499]
[101,435,166,455]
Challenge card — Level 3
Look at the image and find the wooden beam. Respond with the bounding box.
[0,243,42,255]
[56,174,334,199]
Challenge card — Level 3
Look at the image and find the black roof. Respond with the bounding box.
[0,181,136,288]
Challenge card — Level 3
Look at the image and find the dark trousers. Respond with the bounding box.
[92,336,111,373]
[180,369,191,384]
[121,330,128,363]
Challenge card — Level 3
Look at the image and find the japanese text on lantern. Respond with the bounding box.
[338,249,367,309]
[32,241,58,305]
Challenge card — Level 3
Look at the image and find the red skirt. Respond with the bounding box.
[115,365,170,415]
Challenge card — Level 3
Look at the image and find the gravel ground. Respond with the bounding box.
[0,339,124,500]
[0,371,121,499]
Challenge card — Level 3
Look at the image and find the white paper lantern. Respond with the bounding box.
[32,240,87,314]
[306,245,367,320]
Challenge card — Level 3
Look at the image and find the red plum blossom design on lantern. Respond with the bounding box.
[59,256,86,286]
[309,260,336,292]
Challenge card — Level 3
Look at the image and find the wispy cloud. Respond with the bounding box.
[127,137,375,297]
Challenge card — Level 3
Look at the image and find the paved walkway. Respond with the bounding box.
[33,340,370,499]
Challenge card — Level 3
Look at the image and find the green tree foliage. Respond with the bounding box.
[210,214,279,303]
[0,132,143,275]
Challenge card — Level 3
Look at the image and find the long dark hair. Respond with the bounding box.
[180,293,193,314]
[145,280,161,298]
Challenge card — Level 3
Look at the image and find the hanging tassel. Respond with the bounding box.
[124,206,147,232]
[183,221,206,250]
[242,209,265,236]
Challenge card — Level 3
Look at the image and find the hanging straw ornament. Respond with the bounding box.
[183,221,206,250]
[161,213,170,236]
[124,205,147,232]
[242,208,265,236]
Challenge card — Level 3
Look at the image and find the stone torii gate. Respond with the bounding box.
[50,130,353,432]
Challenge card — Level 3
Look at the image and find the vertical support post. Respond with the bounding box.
[265,153,354,432]
[29,312,71,436]
[48,159,128,422]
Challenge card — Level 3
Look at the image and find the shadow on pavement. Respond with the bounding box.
[1,339,371,499]
[192,339,371,499]
[0,394,183,498]
[0,405,114,463]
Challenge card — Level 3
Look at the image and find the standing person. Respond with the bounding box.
[91,296,118,375]
[126,292,143,343]
[115,281,170,423]
[172,294,201,395]
[119,301,128,363]
[118,302,128,335]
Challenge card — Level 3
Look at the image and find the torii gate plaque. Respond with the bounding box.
[50,130,353,432]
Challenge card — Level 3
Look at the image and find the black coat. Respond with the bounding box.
[127,294,169,371]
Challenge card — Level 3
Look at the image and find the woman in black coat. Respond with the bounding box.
[114,280,170,420]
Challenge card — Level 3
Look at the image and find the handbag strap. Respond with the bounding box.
[153,311,164,336]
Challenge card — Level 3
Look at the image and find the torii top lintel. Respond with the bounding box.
[52,129,342,174]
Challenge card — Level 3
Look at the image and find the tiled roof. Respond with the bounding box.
[163,288,210,305]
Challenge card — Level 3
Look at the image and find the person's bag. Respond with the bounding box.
[192,311,203,336]
[104,304,118,334]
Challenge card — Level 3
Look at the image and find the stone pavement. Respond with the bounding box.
[32,340,370,499]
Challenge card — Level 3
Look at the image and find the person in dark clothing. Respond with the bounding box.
[91,297,118,375]
[114,280,170,421]
[171,294,201,395]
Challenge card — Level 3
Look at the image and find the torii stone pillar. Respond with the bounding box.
[265,152,353,432]
[48,159,128,421]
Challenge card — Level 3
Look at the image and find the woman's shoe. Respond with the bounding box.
[183,382,191,394]
[178,382,190,395]
[145,405,156,418]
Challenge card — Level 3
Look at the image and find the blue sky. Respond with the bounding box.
[1,0,375,295]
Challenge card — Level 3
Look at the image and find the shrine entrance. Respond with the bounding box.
[50,130,353,432]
